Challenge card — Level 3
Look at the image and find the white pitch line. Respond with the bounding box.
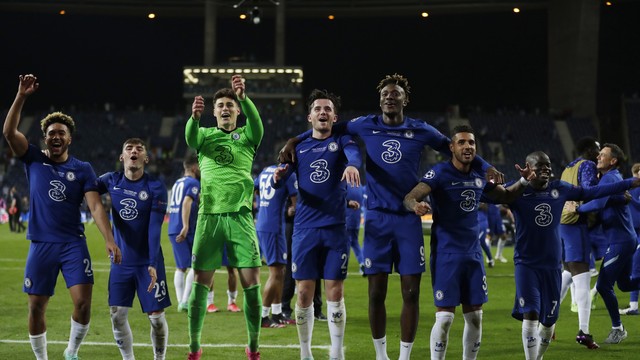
[0,339,331,349]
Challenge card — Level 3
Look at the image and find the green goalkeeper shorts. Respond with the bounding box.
[192,208,262,270]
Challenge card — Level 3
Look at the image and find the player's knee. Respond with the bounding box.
[74,297,91,315]
[28,300,47,318]
[368,288,387,305]
[110,306,129,328]
[401,286,420,303]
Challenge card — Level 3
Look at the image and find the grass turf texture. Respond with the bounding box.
[0,223,636,359]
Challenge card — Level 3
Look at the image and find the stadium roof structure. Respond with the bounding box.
[2,0,551,18]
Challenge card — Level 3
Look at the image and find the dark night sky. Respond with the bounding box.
[0,3,638,116]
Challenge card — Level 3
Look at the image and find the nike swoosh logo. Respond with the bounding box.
[299,149,310,153]
[43,163,53,167]
[158,297,166,302]
[113,186,121,190]
[523,193,534,196]
[373,130,381,134]
[419,262,425,266]
[451,182,462,185]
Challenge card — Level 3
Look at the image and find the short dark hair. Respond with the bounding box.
[452,124,475,137]
[376,73,411,104]
[307,89,341,114]
[40,112,75,135]
[122,138,147,149]
[183,153,198,169]
[632,163,640,175]
[575,136,598,154]
[526,151,550,166]
[212,88,238,105]
[602,143,625,166]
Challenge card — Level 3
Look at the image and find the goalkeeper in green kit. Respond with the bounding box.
[184,74,263,360]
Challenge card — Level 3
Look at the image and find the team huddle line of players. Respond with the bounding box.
[5,73,640,360]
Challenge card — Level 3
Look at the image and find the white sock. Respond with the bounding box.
[570,282,576,305]
[227,290,238,305]
[497,238,506,257]
[174,270,185,303]
[181,269,194,304]
[207,289,214,306]
[463,310,482,359]
[148,313,168,360]
[573,272,591,333]
[111,307,135,360]
[630,301,638,310]
[65,317,89,356]
[430,311,454,360]
[327,299,346,359]
[398,341,413,360]
[295,304,315,359]
[372,336,390,360]
[536,323,554,360]
[29,331,48,360]
[272,303,283,315]
[522,319,538,360]
[559,270,573,303]
[262,306,271,318]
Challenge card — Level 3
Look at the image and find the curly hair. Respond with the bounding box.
[307,89,341,114]
[40,112,75,135]
[376,73,411,104]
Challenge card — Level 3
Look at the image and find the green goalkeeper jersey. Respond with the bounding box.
[185,96,263,214]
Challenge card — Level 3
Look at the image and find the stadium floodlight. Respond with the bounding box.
[250,6,260,24]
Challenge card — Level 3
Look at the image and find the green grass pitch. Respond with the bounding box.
[0,223,636,359]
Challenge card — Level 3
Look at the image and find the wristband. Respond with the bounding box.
[519,177,530,186]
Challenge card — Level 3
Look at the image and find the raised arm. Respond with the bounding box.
[185,96,205,150]
[231,74,264,146]
[3,74,39,158]
[483,162,535,203]
[278,130,313,164]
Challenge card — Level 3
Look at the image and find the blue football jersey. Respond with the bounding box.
[421,161,492,254]
[281,133,360,229]
[345,185,364,229]
[629,185,640,230]
[167,176,200,236]
[508,178,634,269]
[255,165,297,233]
[20,144,99,243]
[97,172,168,267]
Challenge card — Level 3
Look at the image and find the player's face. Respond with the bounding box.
[585,142,600,162]
[308,99,337,133]
[528,154,552,187]
[193,164,201,181]
[44,122,72,158]
[450,132,476,165]
[120,142,148,171]
[379,84,407,117]
[213,96,240,130]
[596,147,616,172]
